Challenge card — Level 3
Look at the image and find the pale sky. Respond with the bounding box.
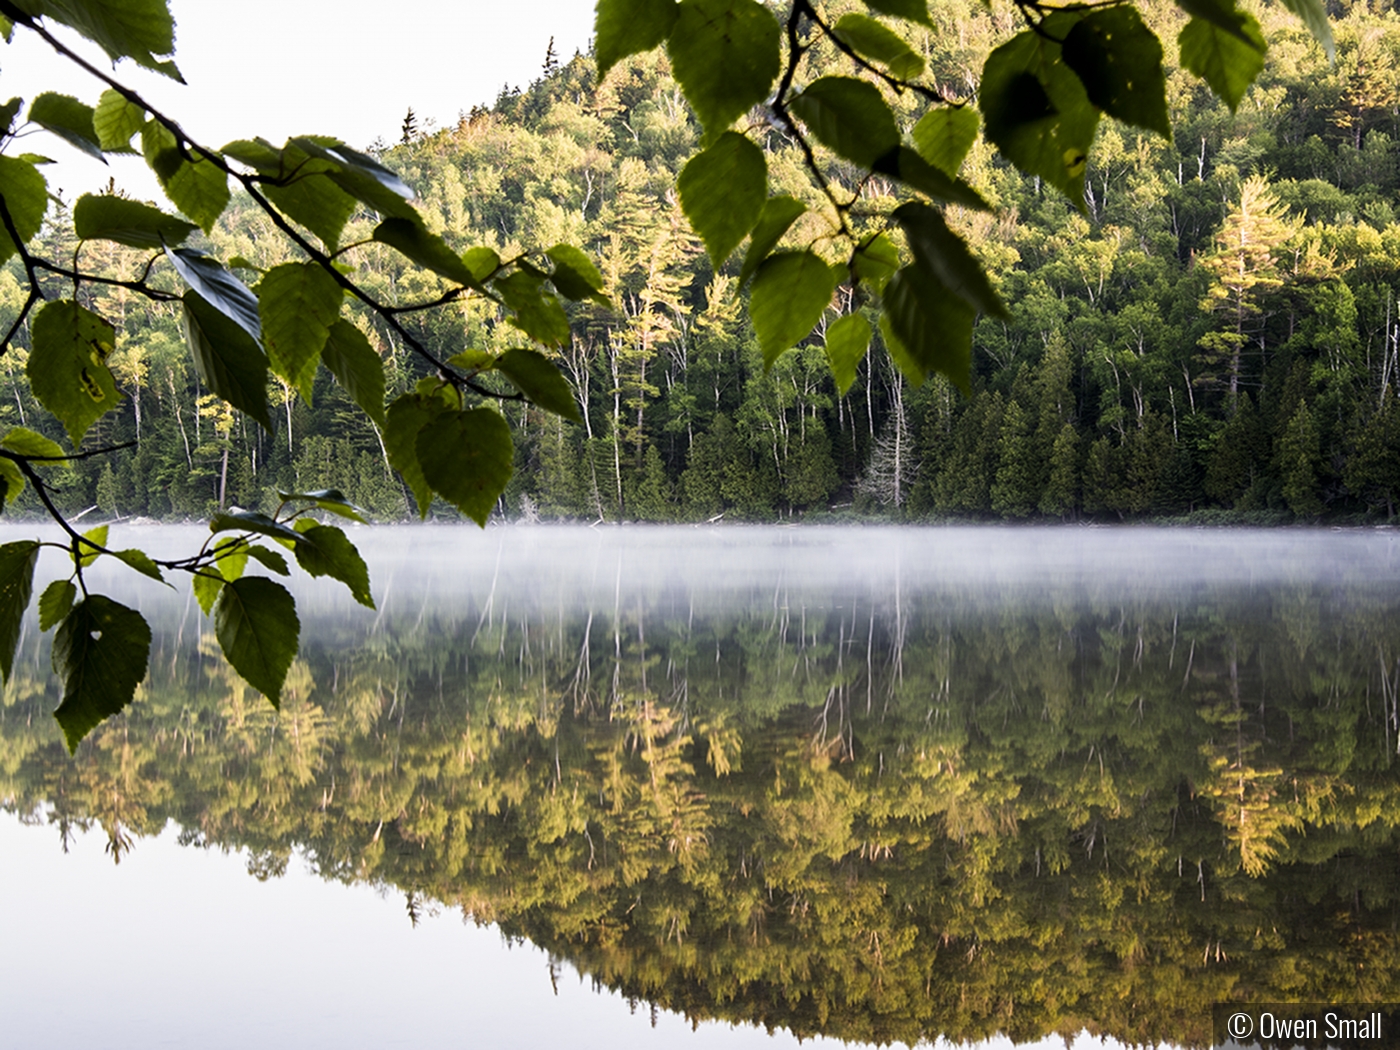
[1,0,597,200]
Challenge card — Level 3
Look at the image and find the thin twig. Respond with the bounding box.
[0,195,45,355]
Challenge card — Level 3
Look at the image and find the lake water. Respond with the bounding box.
[3,524,1399,1049]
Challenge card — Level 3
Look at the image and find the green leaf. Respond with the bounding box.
[213,577,299,706]
[852,232,900,292]
[320,320,386,428]
[0,540,37,683]
[824,313,871,397]
[372,216,478,286]
[385,392,453,517]
[874,146,992,211]
[226,138,357,250]
[979,19,1099,209]
[750,251,838,368]
[832,14,925,79]
[245,545,290,576]
[881,263,974,392]
[52,595,152,753]
[28,93,104,162]
[292,524,373,608]
[894,201,1008,319]
[180,291,273,431]
[495,270,571,346]
[166,247,262,342]
[141,121,228,232]
[666,0,781,138]
[277,488,368,524]
[0,156,49,266]
[220,137,283,171]
[912,107,979,177]
[38,579,75,632]
[266,175,358,251]
[290,137,417,221]
[415,408,515,527]
[678,132,767,269]
[1062,7,1171,139]
[448,349,496,372]
[861,0,931,28]
[295,138,412,199]
[0,459,21,510]
[1,426,66,460]
[209,509,305,545]
[546,243,607,304]
[464,247,501,282]
[93,89,144,151]
[1178,13,1266,113]
[738,195,806,291]
[259,261,342,397]
[27,299,120,446]
[73,524,107,569]
[113,548,166,584]
[73,193,197,249]
[191,571,222,616]
[1175,0,1261,44]
[597,0,679,77]
[0,97,22,136]
[496,348,582,423]
[789,76,900,168]
[212,539,248,582]
[36,0,180,79]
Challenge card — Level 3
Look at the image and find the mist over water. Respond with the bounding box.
[38,521,1397,619]
[4,523,1400,1049]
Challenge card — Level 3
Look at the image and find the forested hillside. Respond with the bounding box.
[7,0,1400,523]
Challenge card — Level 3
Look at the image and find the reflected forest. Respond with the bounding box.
[4,529,1400,1048]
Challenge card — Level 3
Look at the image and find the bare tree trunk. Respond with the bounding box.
[170,371,192,468]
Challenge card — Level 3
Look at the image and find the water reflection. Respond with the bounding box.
[3,525,1400,1049]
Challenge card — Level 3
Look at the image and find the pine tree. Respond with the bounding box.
[629,444,674,521]
[1344,391,1400,517]
[95,463,119,518]
[1081,436,1120,518]
[934,392,1003,515]
[1280,401,1325,517]
[785,426,839,511]
[1038,423,1080,518]
[991,398,1038,517]
[1204,394,1269,507]
[1196,177,1299,411]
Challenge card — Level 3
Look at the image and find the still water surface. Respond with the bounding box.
[3,525,1399,1049]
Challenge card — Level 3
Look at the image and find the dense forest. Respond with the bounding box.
[4,542,1399,1046]
[5,0,1400,524]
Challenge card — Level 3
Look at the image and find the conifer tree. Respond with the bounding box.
[1205,394,1270,507]
[1280,401,1325,516]
[991,398,1037,517]
[1345,391,1400,518]
[1038,424,1080,519]
[1197,177,1299,411]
